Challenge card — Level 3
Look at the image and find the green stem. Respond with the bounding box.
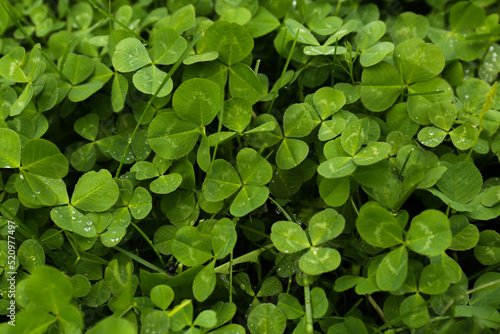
[304,285,314,333]
[130,221,165,267]
[214,244,274,274]
[269,197,295,222]
[115,33,201,177]
[267,30,299,114]
[229,251,233,304]
[87,0,150,46]
[115,246,166,273]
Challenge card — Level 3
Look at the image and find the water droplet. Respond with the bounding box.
[275,207,281,214]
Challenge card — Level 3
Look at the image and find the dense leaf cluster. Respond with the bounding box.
[0,0,500,333]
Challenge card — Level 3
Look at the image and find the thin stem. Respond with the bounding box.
[368,295,389,325]
[229,251,233,304]
[214,244,274,274]
[267,30,300,114]
[304,285,314,333]
[115,246,166,273]
[269,197,295,222]
[87,0,150,46]
[130,221,165,267]
[115,33,201,177]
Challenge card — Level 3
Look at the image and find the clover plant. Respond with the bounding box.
[0,0,500,333]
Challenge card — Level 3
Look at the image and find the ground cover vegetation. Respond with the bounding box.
[0,0,500,332]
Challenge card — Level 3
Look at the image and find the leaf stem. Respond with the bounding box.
[268,197,295,222]
[87,0,150,46]
[267,30,299,114]
[130,221,165,267]
[304,285,314,333]
[214,244,274,274]
[115,246,166,273]
[368,295,389,325]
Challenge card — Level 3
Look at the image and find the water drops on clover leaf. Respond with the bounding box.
[132,66,173,97]
[230,184,269,217]
[355,20,386,50]
[360,41,395,67]
[394,38,445,84]
[18,239,45,273]
[285,19,320,46]
[50,205,97,237]
[307,208,345,246]
[317,156,357,179]
[112,38,152,72]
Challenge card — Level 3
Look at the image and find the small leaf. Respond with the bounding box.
[399,294,428,328]
[132,65,173,97]
[100,227,126,247]
[257,276,283,297]
[230,185,269,217]
[212,218,237,259]
[50,205,97,237]
[352,142,391,166]
[418,127,447,147]
[283,103,314,138]
[151,285,174,310]
[271,221,310,253]
[299,247,341,275]
[436,161,482,205]
[18,239,45,273]
[308,208,345,246]
[205,21,254,65]
[0,128,21,168]
[62,53,95,85]
[173,78,222,126]
[151,174,182,194]
[278,293,304,319]
[376,246,408,291]
[285,19,320,45]
[418,264,450,295]
[361,62,401,112]
[172,226,212,266]
[203,159,241,202]
[112,38,151,72]
[449,123,479,150]
[317,156,357,179]
[148,113,200,160]
[247,303,286,334]
[357,203,404,247]
[128,187,152,219]
[229,63,263,105]
[341,118,370,156]
[474,230,500,265]
[222,97,253,133]
[151,27,187,65]
[355,20,386,50]
[406,210,452,256]
[193,260,216,302]
[71,170,119,212]
[74,113,99,141]
[276,138,309,170]
[237,148,272,186]
[22,139,68,179]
